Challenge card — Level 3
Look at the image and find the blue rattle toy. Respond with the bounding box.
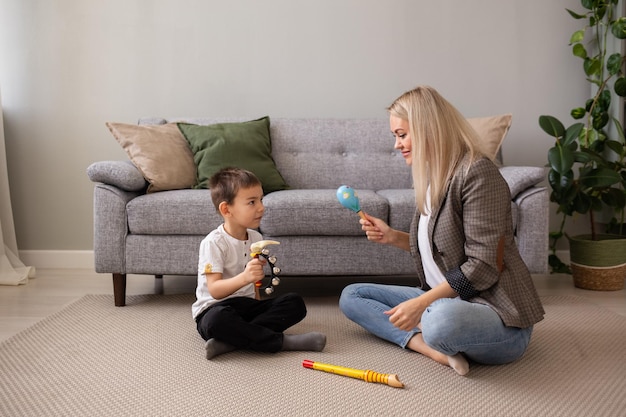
[336,185,367,221]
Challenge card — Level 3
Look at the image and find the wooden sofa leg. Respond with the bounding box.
[155,275,164,295]
[113,273,127,307]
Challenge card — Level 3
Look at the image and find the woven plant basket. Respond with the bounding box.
[570,263,626,291]
[568,234,626,291]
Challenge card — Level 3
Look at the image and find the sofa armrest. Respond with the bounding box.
[93,183,142,274]
[87,161,147,192]
[497,165,548,274]
[499,166,547,199]
[514,186,549,274]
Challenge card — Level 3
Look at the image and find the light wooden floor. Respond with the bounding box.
[0,269,624,343]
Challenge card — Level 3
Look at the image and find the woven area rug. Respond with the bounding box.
[1,293,625,417]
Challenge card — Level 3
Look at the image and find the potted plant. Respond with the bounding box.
[539,0,626,290]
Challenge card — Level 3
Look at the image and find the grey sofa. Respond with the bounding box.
[88,117,549,306]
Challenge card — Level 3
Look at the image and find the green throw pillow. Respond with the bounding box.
[177,117,289,194]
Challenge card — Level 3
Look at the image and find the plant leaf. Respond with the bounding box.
[539,115,565,137]
[577,147,603,163]
[548,254,571,274]
[606,140,625,155]
[607,53,622,74]
[614,77,626,97]
[563,123,584,146]
[584,57,601,77]
[570,107,586,119]
[570,29,586,44]
[566,8,587,19]
[548,168,574,193]
[573,192,592,214]
[602,187,626,208]
[599,89,612,109]
[581,0,594,12]
[592,111,609,129]
[580,167,622,187]
[548,146,574,174]
[611,117,626,144]
[611,17,626,39]
[573,43,587,59]
[573,149,593,163]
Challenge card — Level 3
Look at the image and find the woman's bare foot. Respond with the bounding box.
[406,333,469,376]
[447,353,469,376]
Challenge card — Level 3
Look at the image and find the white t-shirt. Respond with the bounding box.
[191,224,262,319]
[418,188,447,289]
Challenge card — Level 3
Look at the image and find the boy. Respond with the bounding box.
[192,167,326,359]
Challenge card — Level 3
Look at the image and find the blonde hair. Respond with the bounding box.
[387,86,487,213]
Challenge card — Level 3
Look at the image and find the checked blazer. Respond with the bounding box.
[409,156,545,328]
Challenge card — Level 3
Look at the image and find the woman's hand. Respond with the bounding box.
[384,296,428,331]
[385,282,459,331]
[361,212,411,251]
[360,213,392,244]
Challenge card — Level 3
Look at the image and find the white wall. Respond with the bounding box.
[0,0,586,257]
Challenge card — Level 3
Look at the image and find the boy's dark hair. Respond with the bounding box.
[208,167,262,212]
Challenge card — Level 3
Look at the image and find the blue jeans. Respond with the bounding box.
[339,283,533,365]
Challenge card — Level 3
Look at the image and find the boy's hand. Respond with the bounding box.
[243,257,266,284]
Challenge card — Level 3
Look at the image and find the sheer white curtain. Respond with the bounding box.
[0,87,35,285]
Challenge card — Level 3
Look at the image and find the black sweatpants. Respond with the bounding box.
[196,292,307,352]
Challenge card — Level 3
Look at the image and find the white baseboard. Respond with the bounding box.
[18,250,95,270]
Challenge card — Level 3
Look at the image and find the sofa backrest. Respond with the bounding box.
[270,118,412,189]
[139,117,413,190]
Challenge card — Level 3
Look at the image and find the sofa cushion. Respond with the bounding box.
[466,114,512,161]
[127,188,390,237]
[375,189,415,232]
[105,122,196,193]
[126,190,220,235]
[177,117,289,194]
[260,189,389,236]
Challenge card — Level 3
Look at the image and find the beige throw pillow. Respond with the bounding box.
[106,122,196,193]
[466,114,512,160]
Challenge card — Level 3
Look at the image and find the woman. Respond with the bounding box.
[339,86,544,375]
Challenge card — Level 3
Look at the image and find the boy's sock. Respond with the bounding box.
[205,338,236,360]
[282,332,327,352]
[447,353,470,376]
